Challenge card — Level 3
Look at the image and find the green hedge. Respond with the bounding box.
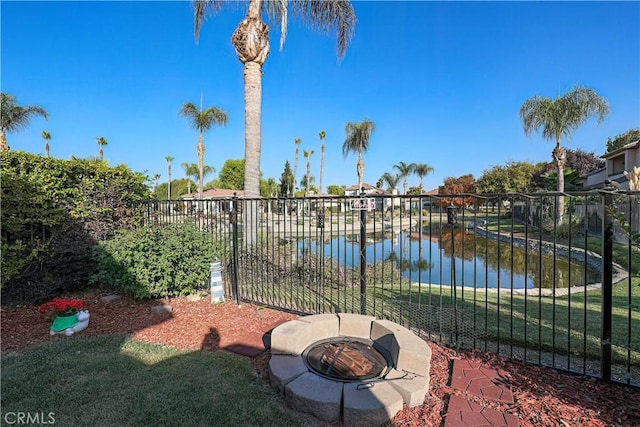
[91,221,222,299]
[1,151,151,303]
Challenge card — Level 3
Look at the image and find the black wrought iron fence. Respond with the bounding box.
[141,191,639,386]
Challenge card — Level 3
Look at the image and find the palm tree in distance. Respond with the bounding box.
[191,0,356,244]
[413,163,434,193]
[42,131,51,157]
[153,173,161,193]
[394,161,415,195]
[165,156,174,200]
[343,120,375,194]
[380,172,400,193]
[179,101,228,199]
[181,162,199,195]
[292,138,302,196]
[96,137,108,160]
[303,149,314,196]
[318,131,326,194]
[520,85,609,223]
[1,93,49,151]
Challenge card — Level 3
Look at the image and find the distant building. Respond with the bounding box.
[583,140,640,190]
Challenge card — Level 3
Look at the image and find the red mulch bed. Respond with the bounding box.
[2,291,638,427]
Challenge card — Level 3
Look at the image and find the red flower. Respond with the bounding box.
[39,298,85,318]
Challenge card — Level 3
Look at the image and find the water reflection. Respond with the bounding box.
[298,230,599,289]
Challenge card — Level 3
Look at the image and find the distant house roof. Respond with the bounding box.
[181,188,244,200]
[345,182,378,191]
[601,140,640,159]
[422,188,438,196]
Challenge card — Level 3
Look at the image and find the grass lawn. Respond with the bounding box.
[1,335,301,427]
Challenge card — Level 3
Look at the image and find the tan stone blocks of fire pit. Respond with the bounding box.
[371,319,432,377]
[285,372,343,422]
[270,319,313,355]
[299,313,340,340]
[385,368,430,407]
[338,313,376,339]
[269,314,432,425]
[343,381,404,426]
[268,354,308,395]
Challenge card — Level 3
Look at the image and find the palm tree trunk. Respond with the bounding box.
[243,60,263,246]
[99,148,104,160]
[0,131,8,151]
[553,141,566,224]
[45,143,50,158]
[320,143,325,195]
[293,147,299,196]
[197,133,205,199]
[167,164,172,200]
[357,154,364,194]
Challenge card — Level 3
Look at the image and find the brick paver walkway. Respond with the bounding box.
[445,359,519,426]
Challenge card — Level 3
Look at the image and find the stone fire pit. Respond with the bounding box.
[268,314,432,425]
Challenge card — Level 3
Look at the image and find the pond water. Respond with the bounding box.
[298,230,600,289]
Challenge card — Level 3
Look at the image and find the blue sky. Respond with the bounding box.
[2,1,639,192]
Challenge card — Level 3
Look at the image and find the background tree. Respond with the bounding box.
[0,93,49,151]
[520,85,609,222]
[394,161,416,195]
[303,149,314,196]
[606,128,640,153]
[179,101,228,198]
[165,155,174,200]
[326,184,346,196]
[318,131,326,194]
[42,131,51,157]
[217,159,245,190]
[192,0,355,204]
[299,175,316,196]
[343,120,375,193]
[181,162,199,194]
[260,177,279,197]
[96,137,108,160]
[438,174,476,208]
[476,161,543,194]
[380,172,400,193]
[413,163,434,193]
[292,138,301,196]
[153,173,161,192]
[279,160,294,197]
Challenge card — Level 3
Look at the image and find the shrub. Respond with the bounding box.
[91,221,223,299]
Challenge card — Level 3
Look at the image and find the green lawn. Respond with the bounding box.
[1,335,301,427]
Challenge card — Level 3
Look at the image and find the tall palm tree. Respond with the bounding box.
[303,149,314,196]
[520,85,609,223]
[96,137,108,160]
[394,161,415,195]
[342,120,375,194]
[181,162,199,195]
[380,172,400,193]
[318,131,326,194]
[292,138,302,196]
[165,156,174,200]
[192,0,356,244]
[42,131,51,157]
[413,163,434,193]
[1,93,49,151]
[179,101,228,199]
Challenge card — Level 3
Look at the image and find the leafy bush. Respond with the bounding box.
[91,221,222,299]
[1,151,152,304]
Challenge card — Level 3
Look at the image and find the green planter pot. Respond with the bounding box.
[50,314,78,332]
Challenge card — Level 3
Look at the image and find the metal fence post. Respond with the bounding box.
[360,208,367,315]
[601,192,613,382]
[231,195,240,305]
